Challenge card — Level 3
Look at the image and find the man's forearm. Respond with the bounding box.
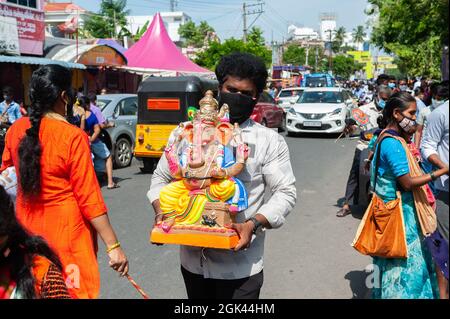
[427,154,448,170]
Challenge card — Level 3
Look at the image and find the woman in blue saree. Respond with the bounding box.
[370,92,448,299]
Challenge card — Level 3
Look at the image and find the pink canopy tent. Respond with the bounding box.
[124,13,211,74]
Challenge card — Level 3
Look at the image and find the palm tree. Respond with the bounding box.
[334,27,346,52]
[352,25,367,50]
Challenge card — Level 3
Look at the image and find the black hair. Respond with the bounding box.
[376,74,389,86]
[435,83,449,100]
[414,86,424,95]
[379,91,416,129]
[77,96,90,110]
[2,86,13,95]
[88,92,97,103]
[215,52,268,95]
[18,64,72,197]
[0,185,63,299]
[389,75,397,81]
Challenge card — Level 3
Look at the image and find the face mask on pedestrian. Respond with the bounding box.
[388,83,396,89]
[399,85,408,91]
[431,98,446,109]
[3,95,11,102]
[375,96,386,109]
[397,114,417,134]
[218,91,257,125]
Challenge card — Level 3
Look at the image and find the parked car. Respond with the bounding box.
[276,87,304,112]
[286,87,356,135]
[251,92,285,131]
[301,73,336,88]
[97,94,138,168]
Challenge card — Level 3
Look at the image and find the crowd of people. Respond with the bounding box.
[338,74,449,299]
[0,56,448,299]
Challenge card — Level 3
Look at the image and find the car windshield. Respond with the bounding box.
[279,90,302,98]
[305,77,328,87]
[97,99,112,111]
[298,91,343,104]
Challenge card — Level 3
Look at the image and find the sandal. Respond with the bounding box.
[107,183,120,190]
[336,207,351,217]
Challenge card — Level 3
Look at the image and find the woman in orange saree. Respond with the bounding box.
[0,65,129,299]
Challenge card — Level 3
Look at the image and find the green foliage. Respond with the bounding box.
[133,20,150,41]
[83,0,130,39]
[367,0,448,78]
[352,25,366,46]
[335,55,365,79]
[178,20,215,47]
[332,27,346,53]
[282,44,325,70]
[195,27,271,70]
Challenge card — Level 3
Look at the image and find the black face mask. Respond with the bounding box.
[218,91,257,125]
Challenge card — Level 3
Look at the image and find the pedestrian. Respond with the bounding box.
[415,83,448,149]
[0,65,128,298]
[85,93,119,190]
[0,185,71,299]
[336,83,392,217]
[148,52,297,299]
[414,86,427,117]
[370,92,447,299]
[421,100,449,299]
[0,87,21,125]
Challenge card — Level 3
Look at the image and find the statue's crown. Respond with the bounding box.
[199,90,218,111]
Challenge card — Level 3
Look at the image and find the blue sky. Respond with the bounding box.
[75,0,370,42]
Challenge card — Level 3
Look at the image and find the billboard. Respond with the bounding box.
[0,3,45,55]
[0,15,20,55]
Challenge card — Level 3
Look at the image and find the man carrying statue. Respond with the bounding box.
[147,52,297,299]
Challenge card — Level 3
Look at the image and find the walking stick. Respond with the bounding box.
[334,131,346,143]
[126,274,150,299]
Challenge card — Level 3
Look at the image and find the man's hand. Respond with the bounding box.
[227,221,254,251]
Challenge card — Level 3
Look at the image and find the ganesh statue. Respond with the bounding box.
[150,90,250,249]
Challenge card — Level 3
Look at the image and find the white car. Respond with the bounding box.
[286,87,355,135]
[276,87,305,112]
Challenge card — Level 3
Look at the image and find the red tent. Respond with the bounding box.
[124,13,211,74]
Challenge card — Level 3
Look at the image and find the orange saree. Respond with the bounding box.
[1,117,107,299]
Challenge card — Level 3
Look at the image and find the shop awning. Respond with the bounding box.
[0,55,86,69]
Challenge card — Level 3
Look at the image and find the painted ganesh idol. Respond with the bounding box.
[150,90,250,249]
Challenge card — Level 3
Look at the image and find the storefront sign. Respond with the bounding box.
[0,3,45,55]
[0,15,20,55]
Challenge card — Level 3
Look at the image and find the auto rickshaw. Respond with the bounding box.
[134,76,218,173]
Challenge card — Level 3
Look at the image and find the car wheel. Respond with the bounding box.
[140,158,156,174]
[114,137,133,168]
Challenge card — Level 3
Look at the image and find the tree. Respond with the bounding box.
[282,45,306,65]
[333,27,346,53]
[367,0,449,78]
[328,55,365,79]
[195,27,271,70]
[352,25,366,49]
[178,20,215,47]
[83,0,130,39]
[133,20,149,42]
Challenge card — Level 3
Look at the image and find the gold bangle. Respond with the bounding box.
[106,242,121,253]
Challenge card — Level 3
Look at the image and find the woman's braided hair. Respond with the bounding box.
[18,65,72,197]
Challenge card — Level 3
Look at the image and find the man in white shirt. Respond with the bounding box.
[415,83,449,148]
[147,53,297,299]
[421,100,449,299]
[337,84,392,217]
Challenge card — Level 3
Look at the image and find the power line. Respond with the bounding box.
[242,1,264,42]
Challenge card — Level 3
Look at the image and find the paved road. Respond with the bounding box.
[97,132,372,299]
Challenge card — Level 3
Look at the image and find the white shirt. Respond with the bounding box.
[147,119,297,279]
[421,101,449,192]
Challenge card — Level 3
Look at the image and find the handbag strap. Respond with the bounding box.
[373,131,397,194]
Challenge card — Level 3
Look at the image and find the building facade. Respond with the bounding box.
[44,1,91,38]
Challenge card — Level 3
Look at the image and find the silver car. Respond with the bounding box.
[96,94,137,168]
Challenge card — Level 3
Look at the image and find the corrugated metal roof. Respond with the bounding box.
[0,55,86,70]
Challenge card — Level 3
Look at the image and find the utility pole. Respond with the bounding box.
[242,1,265,43]
[326,29,333,74]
